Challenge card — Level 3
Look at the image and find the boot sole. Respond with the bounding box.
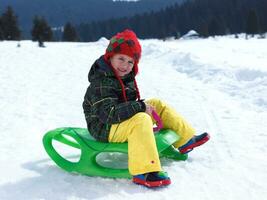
[179,133,210,154]
[133,177,171,188]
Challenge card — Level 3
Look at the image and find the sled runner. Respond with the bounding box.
[42,112,187,179]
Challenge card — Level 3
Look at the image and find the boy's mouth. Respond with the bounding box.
[118,68,127,73]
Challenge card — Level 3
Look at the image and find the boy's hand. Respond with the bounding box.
[145,103,155,115]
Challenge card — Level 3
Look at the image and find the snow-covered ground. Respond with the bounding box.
[0,35,267,200]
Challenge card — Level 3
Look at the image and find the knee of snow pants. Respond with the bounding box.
[109,112,162,175]
[145,98,195,148]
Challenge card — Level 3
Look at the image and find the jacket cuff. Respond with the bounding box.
[137,100,146,112]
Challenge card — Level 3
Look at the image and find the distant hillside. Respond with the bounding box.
[0,0,185,37]
[76,0,267,41]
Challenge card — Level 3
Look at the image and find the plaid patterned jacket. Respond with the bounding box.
[82,56,146,142]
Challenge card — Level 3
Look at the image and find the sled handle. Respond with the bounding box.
[152,110,163,132]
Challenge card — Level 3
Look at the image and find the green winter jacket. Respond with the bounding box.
[83,56,146,142]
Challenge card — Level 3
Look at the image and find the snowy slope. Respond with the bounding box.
[0,35,267,200]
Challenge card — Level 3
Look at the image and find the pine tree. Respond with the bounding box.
[199,22,209,37]
[31,16,53,47]
[208,17,226,36]
[1,6,21,40]
[0,17,4,40]
[208,18,220,36]
[246,9,259,38]
[62,22,79,41]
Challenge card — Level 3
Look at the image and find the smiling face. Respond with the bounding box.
[110,54,135,77]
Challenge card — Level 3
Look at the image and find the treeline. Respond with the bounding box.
[0,6,78,44]
[0,0,185,33]
[77,0,267,41]
[1,0,267,43]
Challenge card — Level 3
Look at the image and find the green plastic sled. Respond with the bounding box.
[43,127,187,179]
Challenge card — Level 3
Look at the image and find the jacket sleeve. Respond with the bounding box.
[91,79,146,125]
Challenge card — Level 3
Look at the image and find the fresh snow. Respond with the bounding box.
[0,35,267,200]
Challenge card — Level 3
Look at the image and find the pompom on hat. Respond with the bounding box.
[104,29,142,75]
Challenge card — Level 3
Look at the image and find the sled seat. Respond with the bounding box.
[43,127,187,179]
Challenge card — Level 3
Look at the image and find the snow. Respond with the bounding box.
[181,30,199,39]
[0,35,267,200]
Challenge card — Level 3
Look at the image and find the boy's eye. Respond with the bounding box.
[117,57,134,66]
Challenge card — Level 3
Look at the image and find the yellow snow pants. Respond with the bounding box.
[108,98,195,175]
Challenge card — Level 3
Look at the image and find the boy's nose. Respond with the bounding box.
[122,65,129,70]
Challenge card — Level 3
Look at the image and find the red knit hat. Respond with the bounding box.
[104,29,142,76]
